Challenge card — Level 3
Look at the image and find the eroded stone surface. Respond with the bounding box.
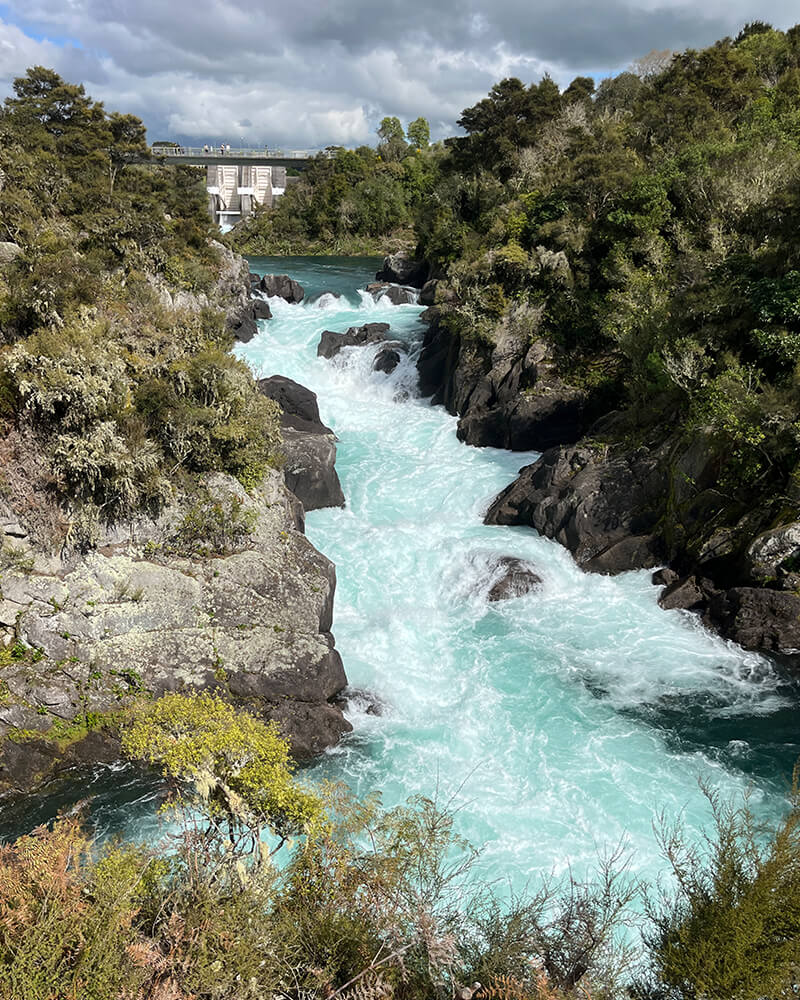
[0,471,351,794]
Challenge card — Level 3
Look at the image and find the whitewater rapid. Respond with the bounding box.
[235,257,798,889]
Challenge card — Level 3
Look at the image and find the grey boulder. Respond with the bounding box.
[258,375,345,511]
[487,557,542,602]
[317,323,390,360]
[260,274,305,303]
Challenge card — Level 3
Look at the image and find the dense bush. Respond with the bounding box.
[413,22,800,536]
[1,694,798,999]
[0,68,281,538]
[230,128,440,254]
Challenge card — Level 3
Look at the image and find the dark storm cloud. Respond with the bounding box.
[1,0,798,147]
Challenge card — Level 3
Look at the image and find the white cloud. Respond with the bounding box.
[1,0,798,147]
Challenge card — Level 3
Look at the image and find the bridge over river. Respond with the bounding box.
[153,146,319,226]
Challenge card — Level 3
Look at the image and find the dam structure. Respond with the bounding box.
[153,147,316,226]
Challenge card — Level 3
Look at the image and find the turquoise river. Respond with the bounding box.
[4,256,798,892]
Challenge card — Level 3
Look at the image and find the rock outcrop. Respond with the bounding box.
[365,282,418,305]
[487,557,542,602]
[375,252,428,288]
[147,241,262,344]
[372,342,406,375]
[483,434,800,662]
[0,471,351,796]
[0,242,22,267]
[317,323,390,360]
[417,311,601,451]
[259,274,305,303]
[485,443,667,574]
[258,375,345,511]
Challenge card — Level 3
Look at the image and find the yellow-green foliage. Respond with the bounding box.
[121,692,321,837]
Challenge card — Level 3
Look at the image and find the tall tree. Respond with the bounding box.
[407,116,430,149]
[377,115,407,162]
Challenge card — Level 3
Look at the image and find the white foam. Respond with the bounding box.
[235,270,794,896]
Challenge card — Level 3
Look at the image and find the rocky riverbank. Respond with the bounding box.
[412,260,800,666]
[0,255,351,800]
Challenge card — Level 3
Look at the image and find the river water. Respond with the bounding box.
[236,256,799,887]
[3,256,797,889]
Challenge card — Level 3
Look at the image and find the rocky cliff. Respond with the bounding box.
[418,297,800,665]
[0,253,352,799]
[417,308,609,451]
[484,434,800,664]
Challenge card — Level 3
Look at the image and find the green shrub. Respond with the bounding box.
[167,489,258,556]
[640,780,800,999]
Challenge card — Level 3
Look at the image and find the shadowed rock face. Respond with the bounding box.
[232,297,272,342]
[372,343,406,375]
[487,557,542,602]
[259,274,305,303]
[417,312,598,452]
[375,252,429,288]
[0,471,351,795]
[485,444,667,575]
[258,376,345,512]
[317,323,390,360]
[484,437,800,664]
[365,282,418,305]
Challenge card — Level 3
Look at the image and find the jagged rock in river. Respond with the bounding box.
[259,273,305,303]
[658,575,707,612]
[417,310,599,451]
[252,297,272,320]
[372,342,406,375]
[258,375,345,511]
[375,251,429,288]
[487,557,542,602]
[485,435,800,663]
[233,296,273,343]
[705,587,800,657]
[485,443,667,574]
[317,323,390,360]
[0,471,351,796]
[365,282,417,305]
[418,279,440,306]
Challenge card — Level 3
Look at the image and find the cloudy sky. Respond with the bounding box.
[0,0,798,149]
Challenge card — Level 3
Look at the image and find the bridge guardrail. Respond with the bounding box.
[152,146,318,159]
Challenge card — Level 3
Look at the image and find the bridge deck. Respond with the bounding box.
[157,155,312,168]
[153,147,316,168]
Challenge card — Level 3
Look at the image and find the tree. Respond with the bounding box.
[122,693,321,866]
[563,75,595,103]
[642,781,800,999]
[377,115,404,143]
[377,115,407,162]
[450,75,562,178]
[106,111,148,198]
[4,66,97,139]
[630,48,675,80]
[407,116,430,149]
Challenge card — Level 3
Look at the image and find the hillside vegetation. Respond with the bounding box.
[0,67,280,547]
[3,695,800,1000]
[421,22,800,470]
[404,23,800,641]
[230,117,438,255]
